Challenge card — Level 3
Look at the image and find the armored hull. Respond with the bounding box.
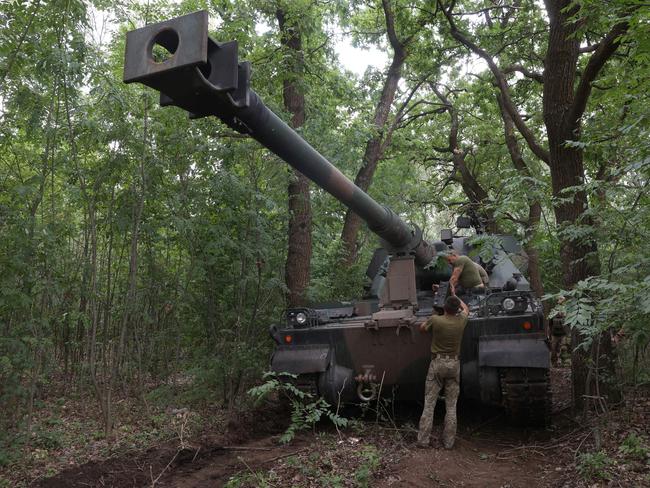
[271,277,550,426]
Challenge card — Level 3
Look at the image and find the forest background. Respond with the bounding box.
[0,0,648,476]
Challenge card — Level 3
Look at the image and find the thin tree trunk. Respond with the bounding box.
[106,116,147,438]
[496,93,544,299]
[277,8,312,307]
[339,57,403,262]
[432,85,497,232]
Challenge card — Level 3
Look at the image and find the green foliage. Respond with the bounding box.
[618,433,649,462]
[354,445,381,488]
[224,472,273,488]
[309,238,368,302]
[425,254,450,274]
[0,430,25,468]
[31,428,63,450]
[577,450,613,481]
[248,372,348,444]
[548,269,650,356]
[467,235,503,263]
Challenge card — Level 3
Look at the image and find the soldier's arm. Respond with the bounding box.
[420,317,434,333]
[449,266,462,294]
[478,264,489,285]
[458,298,469,317]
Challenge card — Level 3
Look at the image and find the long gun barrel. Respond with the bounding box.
[123,11,434,266]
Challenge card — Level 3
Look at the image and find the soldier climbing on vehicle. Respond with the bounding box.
[446,250,486,295]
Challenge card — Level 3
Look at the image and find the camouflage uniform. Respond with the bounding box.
[417,355,460,449]
[550,316,568,366]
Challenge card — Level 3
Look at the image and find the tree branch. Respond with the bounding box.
[431,83,490,205]
[451,4,522,17]
[1,0,41,85]
[438,1,550,164]
[568,18,631,131]
[496,93,530,176]
[381,0,404,55]
[381,76,430,150]
[397,108,447,129]
[502,64,544,83]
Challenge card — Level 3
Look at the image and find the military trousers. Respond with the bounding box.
[417,356,460,449]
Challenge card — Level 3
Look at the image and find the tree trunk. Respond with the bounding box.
[432,85,497,232]
[524,202,545,299]
[453,152,499,232]
[340,53,406,265]
[277,8,312,307]
[543,0,615,409]
[495,93,544,299]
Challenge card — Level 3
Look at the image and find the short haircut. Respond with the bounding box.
[444,296,461,315]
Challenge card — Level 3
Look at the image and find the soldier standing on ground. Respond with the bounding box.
[446,250,485,295]
[417,295,469,449]
[550,296,568,367]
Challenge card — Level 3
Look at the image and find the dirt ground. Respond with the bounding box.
[30,368,649,487]
[30,404,292,488]
[33,416,559,488]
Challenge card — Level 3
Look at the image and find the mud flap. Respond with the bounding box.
[478,334,550,368]
[270,345,331,375]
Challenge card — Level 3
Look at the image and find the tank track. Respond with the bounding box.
[500,367,551,427]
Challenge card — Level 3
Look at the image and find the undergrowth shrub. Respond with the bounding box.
[619,433,649,462]
[248,371,348,443]
[354,445,381,488]
[577,450,613,481]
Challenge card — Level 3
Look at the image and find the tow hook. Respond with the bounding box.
[355,366,378,402]
[357,383,377,402]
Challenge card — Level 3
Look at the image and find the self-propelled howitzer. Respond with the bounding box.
[124,10,551,426]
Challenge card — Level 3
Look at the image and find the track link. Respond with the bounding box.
[501,367,551,427]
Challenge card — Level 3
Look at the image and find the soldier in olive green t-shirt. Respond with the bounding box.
[417,296,468,450]
[422,309,467,355]
[446,251,484,295]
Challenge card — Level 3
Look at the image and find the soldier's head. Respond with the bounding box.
[444,296,461,315]
[445,250,459,264]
